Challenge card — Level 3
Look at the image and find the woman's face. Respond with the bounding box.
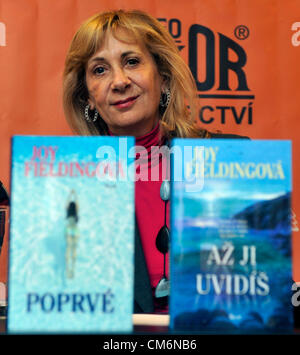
[85,31,165,137]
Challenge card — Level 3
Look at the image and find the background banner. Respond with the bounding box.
[0,0,300,289]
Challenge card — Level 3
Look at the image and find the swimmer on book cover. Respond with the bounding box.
[65,189,79,278]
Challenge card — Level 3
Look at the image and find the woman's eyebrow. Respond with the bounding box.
[89,51,140,64]
[88,56,106,64]
[121,51,140,58]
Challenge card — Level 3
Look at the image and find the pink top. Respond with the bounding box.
[110,122,170,313]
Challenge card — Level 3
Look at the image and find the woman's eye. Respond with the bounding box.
[93,66,105,75]
[127,58,139,66]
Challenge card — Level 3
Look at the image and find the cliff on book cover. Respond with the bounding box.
[170,139,293,332]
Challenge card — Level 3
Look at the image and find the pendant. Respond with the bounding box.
[155,277,170,298]
[160,180,170,201]
[155,225,170,254]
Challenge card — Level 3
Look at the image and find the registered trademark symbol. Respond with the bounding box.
[234,25,250,40]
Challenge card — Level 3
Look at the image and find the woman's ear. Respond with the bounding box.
[87,98,96,110]
[160,75,169,93]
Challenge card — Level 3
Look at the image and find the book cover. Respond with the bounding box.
[170,139,293,332]
[8,136,135,333]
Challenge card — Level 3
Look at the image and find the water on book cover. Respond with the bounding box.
[8,136,135,333]
[170,139,293,332]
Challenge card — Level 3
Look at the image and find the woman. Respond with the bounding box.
[62,9,247,313]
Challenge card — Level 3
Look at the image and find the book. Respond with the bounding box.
[8,136,135,333]
[170,139,293,332]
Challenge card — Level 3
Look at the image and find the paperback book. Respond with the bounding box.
[170,139,293,332]
[8,136,135,333]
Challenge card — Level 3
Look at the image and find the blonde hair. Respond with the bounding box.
[63,9,209,138]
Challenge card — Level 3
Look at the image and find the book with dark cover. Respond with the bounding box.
[8,136,135,333]
[170,139,293,332]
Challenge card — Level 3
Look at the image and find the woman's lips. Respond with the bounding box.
[112,96,139,109]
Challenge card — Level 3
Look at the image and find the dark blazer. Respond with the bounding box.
[133,132,249,313]
[0,181,9,205]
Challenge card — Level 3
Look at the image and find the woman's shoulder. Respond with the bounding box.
[209,131,250,139]
[167,128,250,140]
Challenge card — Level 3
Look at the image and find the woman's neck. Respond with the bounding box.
[135,121,162,150]
[107,118,160,139]
[108,120,164,148]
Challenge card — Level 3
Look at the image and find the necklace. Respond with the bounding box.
[154,179,170,298]
[132,123,171,300]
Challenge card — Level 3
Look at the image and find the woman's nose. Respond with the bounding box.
[111,68,130,91]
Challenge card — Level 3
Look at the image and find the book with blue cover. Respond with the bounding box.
[8,136,135,333]
[170,139,293,332]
